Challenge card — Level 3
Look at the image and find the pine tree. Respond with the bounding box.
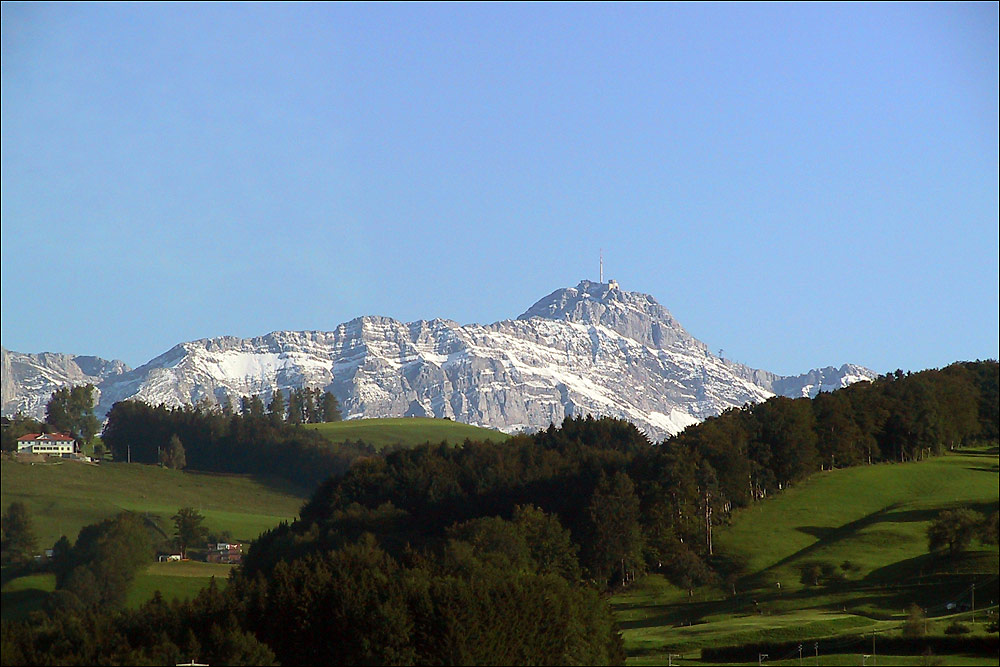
[268,389,286,426]
[287,390,303,425]
[585,471,644,586]
[1,502,38,565]
[172,508,208,560]
[321,391,342,422]
[303,389,318,424]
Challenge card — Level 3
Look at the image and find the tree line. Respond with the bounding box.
[2,505,621,665]
[3,360,995,665]
[100,390,360,489]
[258,361,998,592]
[1,385,101,452]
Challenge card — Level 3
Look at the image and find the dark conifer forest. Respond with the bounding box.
[2,361,996,665]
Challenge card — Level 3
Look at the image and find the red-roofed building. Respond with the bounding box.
[16,433,77,455]
[205,542,243,564]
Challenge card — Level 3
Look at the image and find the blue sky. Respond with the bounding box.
[2,3,997,376]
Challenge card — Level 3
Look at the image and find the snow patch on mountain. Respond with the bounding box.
[2,281,878,440]
[1,347,130,418]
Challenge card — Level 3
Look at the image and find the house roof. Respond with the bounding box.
[17,433,75,442]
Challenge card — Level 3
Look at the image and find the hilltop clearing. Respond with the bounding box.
[306,416,508,450]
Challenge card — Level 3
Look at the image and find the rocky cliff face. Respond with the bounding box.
[1,347,130,418]
[1,281,877,440]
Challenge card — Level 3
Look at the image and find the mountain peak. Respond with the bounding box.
[517,280,699,351]
[518,280,635,318]
[3,283,878,440]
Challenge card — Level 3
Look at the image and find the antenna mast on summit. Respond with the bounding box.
[600,249,603,283]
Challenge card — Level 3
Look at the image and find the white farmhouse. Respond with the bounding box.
[16,432,77,455]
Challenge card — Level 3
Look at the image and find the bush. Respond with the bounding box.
[944,621,971,635]
[798,562,823,586]
[799,560,842,586]
[903,603,927,638]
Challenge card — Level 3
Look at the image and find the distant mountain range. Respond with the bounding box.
[2,280,876,440]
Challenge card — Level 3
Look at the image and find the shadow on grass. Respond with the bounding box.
[766,501,998,591]
[184,469,314,499]
[868,551,1000,583]
[952,445,999,456]
[749,505,903,588]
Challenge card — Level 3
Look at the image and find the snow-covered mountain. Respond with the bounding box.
[2,347,130,419]
[1,281,877,440]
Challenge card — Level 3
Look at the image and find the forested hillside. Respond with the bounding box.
[3,361,996,665]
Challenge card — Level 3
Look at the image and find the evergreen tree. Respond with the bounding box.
[268,389,286,426]
[585,471,644,586]
[1,501,38,565]
[173,508,209,559]
[247,395,266,422]
[50,535,74,580]
[286,390,303,425]
[321,391,342,422]
[303,388,319,424]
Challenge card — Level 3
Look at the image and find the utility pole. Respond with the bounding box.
[600,248,604,283]
[971,583,975,624]
[705,490,713,555]
[667,654,681,666]
[797,643,802,665]
[814,642,818,666]
[758,653,767,667]
[872,629,877,666]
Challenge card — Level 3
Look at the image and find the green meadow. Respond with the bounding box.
[1,459,308,621]
[613,446,1000,665]
[4,432,998,665]
[125,561,234,609]
[0,458,308,549]
[0,572,55,620]
[306,416,509,450]
[1,417,504,621]
[1,563,235,620]
[1,417,502,621]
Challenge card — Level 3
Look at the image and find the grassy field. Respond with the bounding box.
[612,447,1000,665]
[1,562,235,620]
[0,458,308,550]
[0,571,55,620]
[306,416,509,450]
[1,460,307,621]
[1,417,503,621]
[125,561,234,609]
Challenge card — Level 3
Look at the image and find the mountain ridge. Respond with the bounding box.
[1,281,877,440]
